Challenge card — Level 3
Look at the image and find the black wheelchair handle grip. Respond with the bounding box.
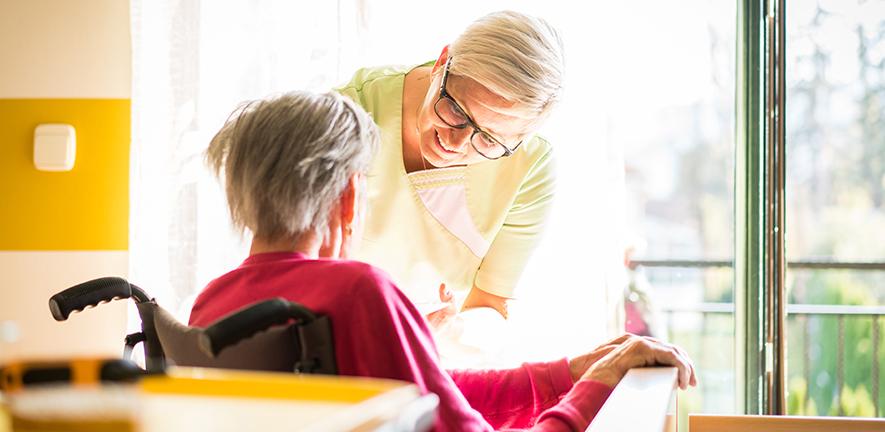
[48,277,151,321]
[199,298,317,358]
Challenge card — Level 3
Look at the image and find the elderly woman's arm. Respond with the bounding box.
[451,334,697,431]
[449,359,612,430]
[448,338,629,428]
[343,268,619,431]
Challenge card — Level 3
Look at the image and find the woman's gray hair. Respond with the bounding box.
[206,91,379,240]
[449,11,565,130]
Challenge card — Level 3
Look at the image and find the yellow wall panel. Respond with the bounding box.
[0,99,130,250]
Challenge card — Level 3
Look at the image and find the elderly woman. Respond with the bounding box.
[189,91,697,431]
[337,11,565,332]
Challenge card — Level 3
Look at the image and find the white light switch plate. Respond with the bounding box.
[34,123,76,171]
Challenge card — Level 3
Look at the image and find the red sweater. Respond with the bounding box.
[190,252,612,431]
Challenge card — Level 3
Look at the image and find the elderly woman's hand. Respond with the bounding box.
[578,334,697,390]
[567,334,630,382]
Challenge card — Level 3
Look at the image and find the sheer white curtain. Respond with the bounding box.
[130,0,365,316]
[129,0,626,363]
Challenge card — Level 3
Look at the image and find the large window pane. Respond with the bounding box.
[622,0,736,428]
[785,0,885,417]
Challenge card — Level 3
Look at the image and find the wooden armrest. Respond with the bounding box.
[690,414,885,432]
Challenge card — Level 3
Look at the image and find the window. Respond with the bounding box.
[622,0,737,426]
[785,0,885,417]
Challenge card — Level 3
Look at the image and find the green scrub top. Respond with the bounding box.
[336,64,556,308]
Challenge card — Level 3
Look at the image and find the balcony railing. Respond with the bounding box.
[658,301,885,416]
[632,259,885,418]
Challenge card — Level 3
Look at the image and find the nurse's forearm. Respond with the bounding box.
[461,285,510,319]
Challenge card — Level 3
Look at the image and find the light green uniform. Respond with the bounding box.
[336,64,556,307]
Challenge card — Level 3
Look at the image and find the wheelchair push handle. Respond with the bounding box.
[200,298,317,358]
[49,277,152,321]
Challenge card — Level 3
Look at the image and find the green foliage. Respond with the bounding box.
[831,385,876,417]
[786,270,882,416]
[788,376,819,415]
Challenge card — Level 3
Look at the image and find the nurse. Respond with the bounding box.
[336,11,562,326]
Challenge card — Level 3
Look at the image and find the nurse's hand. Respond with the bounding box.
[461,286,509,319]
[426,283,457,330]
[579,334,698,390]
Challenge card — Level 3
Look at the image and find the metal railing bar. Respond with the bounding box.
[633,259,885,271]
[788,304,885,315]
[837,316,845,416]
[633,259,733,268]
[874,315,880,417]
[803,315,811,414]
[659,303,885,316]
[789,262,885,271]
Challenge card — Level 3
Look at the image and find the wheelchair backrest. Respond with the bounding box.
[147,301,335,374]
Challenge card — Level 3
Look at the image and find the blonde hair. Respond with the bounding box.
[206,91,379,240]
[449,11,565,128]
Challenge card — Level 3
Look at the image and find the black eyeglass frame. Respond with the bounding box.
[433,57,523,160]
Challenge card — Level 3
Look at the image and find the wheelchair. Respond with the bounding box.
[36,276,437,431]
[48,277,337,375]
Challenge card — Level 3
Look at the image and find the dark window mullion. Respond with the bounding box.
[736,0,769,415]
[737,0,787,415]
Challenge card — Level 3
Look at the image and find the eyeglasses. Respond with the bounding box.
[433,57,523,160]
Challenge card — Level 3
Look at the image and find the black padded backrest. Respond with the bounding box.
[147,302,300,372]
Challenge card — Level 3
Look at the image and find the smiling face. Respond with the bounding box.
[413,64,536,168]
